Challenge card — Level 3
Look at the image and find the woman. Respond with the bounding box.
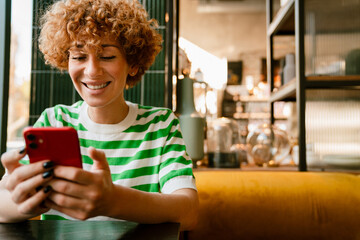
[0,0,198,231]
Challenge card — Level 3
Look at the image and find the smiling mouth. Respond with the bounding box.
[83,82,110,90]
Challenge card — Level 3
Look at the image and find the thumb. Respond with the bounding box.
[1,148,25,174]
[89,147,110,172]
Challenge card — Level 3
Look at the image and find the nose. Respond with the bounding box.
[84,55,103,78]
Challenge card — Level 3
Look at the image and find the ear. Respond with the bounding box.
[129,66,139,77]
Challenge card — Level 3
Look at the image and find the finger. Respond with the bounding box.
[45,198,89,220]
[17,186,52,216]
[45,192,91,220]
[52,165,92,185]
[47,191,83,209]
[89,147,110,172]
[1,148,26,174]
[6,160,54,191]
[49,178,87,199]
[11,170,54,204]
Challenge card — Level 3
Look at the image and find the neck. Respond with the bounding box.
[87,101,129,124]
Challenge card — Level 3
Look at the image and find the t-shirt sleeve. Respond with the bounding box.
[32,107,55,127]
[158,111,197,194]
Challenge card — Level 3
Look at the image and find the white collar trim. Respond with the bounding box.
[79,101,138,134]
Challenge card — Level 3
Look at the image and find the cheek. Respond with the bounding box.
[68,64,81,82]
[109,68,127,83]
[114,65,130,80]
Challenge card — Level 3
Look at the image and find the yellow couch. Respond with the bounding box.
[187,171,360,240]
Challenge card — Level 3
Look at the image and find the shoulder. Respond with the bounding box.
[42,101,84,114]
[124,102,179,133]
[53,101,84,113]
[136,103,173,114]
[34,101,84,127]
[133,103,177,121]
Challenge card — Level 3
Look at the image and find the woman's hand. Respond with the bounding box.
[44,147,114,220]
[0,149,54,219]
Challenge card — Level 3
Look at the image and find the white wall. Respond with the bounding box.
[180,0,267,83]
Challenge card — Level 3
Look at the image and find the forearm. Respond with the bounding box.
[106,186,199,231]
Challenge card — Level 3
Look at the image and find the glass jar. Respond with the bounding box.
[207,117,243,168]
[246,123,290,167]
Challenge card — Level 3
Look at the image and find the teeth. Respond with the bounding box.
[86,83,108,90]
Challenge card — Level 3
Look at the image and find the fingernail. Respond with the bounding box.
[40,201,46,209]
[43,186,52,193]
[43,161,54,169]
[36,186,43,192]
[19,148,26,154]
[42,170,53,179]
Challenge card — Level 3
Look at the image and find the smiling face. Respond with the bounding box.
[68,39,138,114]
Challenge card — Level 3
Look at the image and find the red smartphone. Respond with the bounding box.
[23,127,83,168]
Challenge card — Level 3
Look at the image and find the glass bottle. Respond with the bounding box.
[175,77,205,164]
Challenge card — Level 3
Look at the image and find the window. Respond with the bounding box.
[7,0,33,151]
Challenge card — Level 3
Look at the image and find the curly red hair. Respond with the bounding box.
[39,0,163,87]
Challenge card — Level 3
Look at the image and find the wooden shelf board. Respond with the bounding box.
[233,112,269,120]
[239,96,268,102]
[267,0,295,36]
[306,75,360,88]
[306,75,360,81]
[270,76,360,102]
[270,78,296,102]
[233,112,287,120]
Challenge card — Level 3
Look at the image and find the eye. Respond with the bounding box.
[101,56,116,60]
[71,56,86,60]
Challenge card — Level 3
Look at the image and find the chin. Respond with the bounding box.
[83,99,108,108]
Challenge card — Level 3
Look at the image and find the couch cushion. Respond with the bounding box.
[188,171,360,240]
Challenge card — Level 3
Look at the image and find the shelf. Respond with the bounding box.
[306,75,360,88]
[270,78,296,102]
[233,112,287,120]
[267,0,360,172]
[267,0,295,36]
[270,76,360,102]
[233,112,269,120]
[238,96,268,102]
[227,94,269,102]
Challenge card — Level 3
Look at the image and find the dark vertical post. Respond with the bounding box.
[165,0,174,109]
[266,0,275,124]
[0,0,11,176]
[175,0,180,80]
[295,0,307,171]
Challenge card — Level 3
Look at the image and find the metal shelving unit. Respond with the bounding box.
[266,0,360,171]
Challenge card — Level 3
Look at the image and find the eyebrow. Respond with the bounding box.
[71,44,120,49]
[102,44,120,48]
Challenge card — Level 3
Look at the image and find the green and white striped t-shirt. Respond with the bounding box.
[30,100,196,220]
